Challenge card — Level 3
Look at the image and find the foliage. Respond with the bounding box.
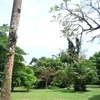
[49,0,100,91]
[58,50,69,64]
[0,72,3,85]
[0,24,8,71]
[70,60,98,91]
[37,67,56,89]
[15,46,27,62]
[30,57,63,88]
[11,63,24,91]
[0,24,9,87]
[30,56,63,70]
[0,24,9,33]
[0,24,36,92]
[21,66,37,92]
[11,47,28,91]
[50,0,100,41]
[52,60,98,91]
[12,64,37,92]
[67,37,81,63]
[89,51,100,85]
[58,37,81,65]
[52,69,72,89]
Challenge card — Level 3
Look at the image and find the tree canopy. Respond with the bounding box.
[50,0,100,41]
[0,24,36,92]
[89,51,100,85]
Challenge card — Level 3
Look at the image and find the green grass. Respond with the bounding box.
[11,85,100,100]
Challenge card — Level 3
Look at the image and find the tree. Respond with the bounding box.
[30,57,63,88]
[89,51,100,86]
[53,60,98,91]
[11,63,24,92]
[50,0,100,41]
[0,0,23,100]
[0,24,37,92]
[20,66,37,92]
[0,46,27,91]
[0,24,8,73]
[0,24,36,92]
[49,0,100,91]
[58,50,69,64]
[59,37,81,65]
[11,47,27,91]
[70,60,98,91]
[38,67,55,89]
[0,25,25,88]
[52,69,72,89]
[67,37,81,63]
[30,57,63,70]
[0,25,28,90]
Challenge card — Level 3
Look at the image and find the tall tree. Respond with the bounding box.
[50,0,100,41]
[0,0,23,100]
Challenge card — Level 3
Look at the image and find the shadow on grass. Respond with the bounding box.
[88,94,100,100]
[86,85,100,89]
[12,90,28,93]
[52,89,75,93]
[49,88,89,94]
[0,89,27,93]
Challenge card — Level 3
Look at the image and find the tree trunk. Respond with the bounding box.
[74,82,86,91]
[0,0,22,100]
[73,81,81,91]
[45,80,48,89]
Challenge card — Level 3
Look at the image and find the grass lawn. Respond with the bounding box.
[11,85,100,100]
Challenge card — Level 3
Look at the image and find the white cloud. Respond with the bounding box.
[17,12,67,51]
[17,6,67,63]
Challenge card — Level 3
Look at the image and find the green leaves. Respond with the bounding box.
[52,59,98,91]
[30,57,63,70]
[0,24,9,71]
[22,66,37,91]
[50,0,100,42]
[0,24,9,33]
[12,65,37,91]
[14,46,27,63]
[89,51,100,85]
[49,5,59,13]
[0,24,8,50]
[0,24,33,91]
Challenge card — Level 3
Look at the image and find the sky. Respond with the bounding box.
[0,0,100,64]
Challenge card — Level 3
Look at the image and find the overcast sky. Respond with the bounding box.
[0,0,100,64]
